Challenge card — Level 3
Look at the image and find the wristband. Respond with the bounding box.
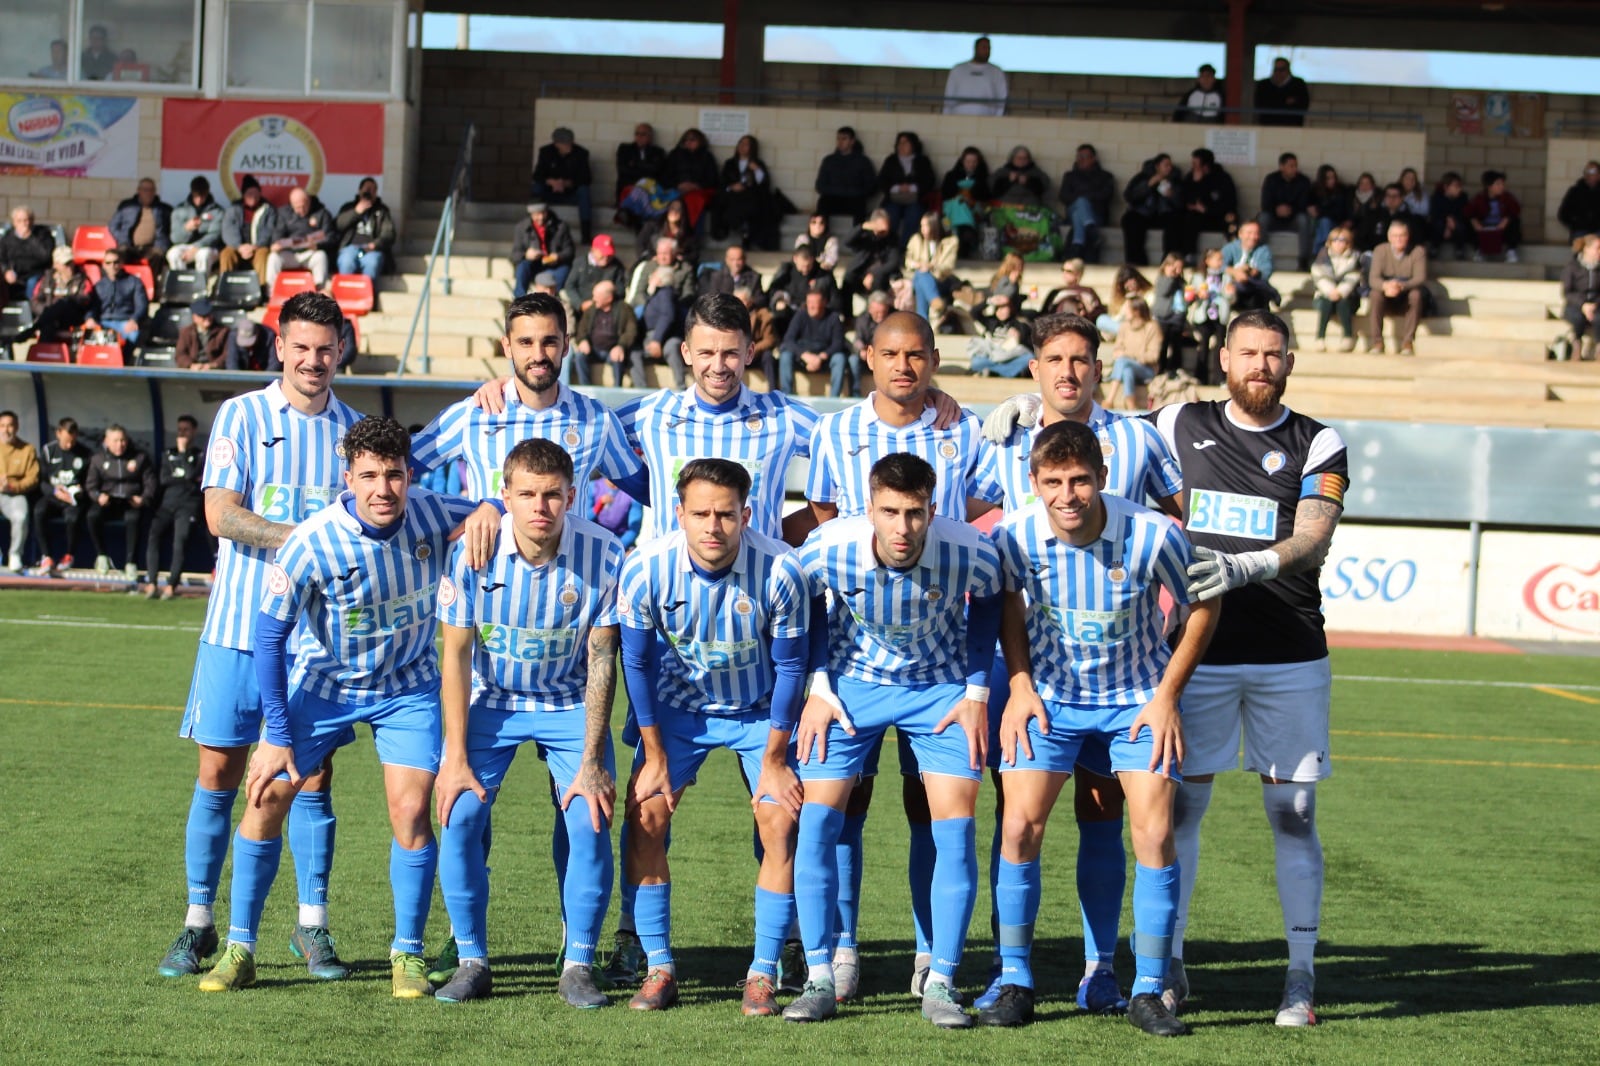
[1242,549,1281,583]
[964,684,991,704]
[809,669,842,710]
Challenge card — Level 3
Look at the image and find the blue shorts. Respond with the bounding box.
[798,676,983,784]
[180,642,263,748]
[286,685,442,775]
[861,729,920,779]
[982,651,1113,777]
[996,699,1182,781]
[469,700,617,792]
[631,707,795,802]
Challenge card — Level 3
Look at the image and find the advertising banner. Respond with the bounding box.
[0,93,139,177]
[1319,524,1474,636]
[1476,531,1600,642]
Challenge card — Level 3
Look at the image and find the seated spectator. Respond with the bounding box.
[714,135,778,249]
[1097,265,1153,337]
[1359,183,1424,255]
[334,177,396,280]
[852,290,893,360]
[2,205,54,302]
[663,128,719,229]
[626,236,697,312]
[735,285,780,387]
[85,247,148,349]
[0,410,40,572]
[81,24,115,80]
[175,298,228,369]
[1173,63,1224,123]
[779,288,852,397]
[967,297,1033,377]
[985,252,1025,304]
[1041,258,1105,319]
[266,187,333,287]
[1107,296,1162,407]
[85,424,155,578]
[1121,153,1181,266]
[877,131,937,243]
[1310,164,1350,257]
[1558,161,1600,243]
[627,239,695,390]
[1182,248,1234,384]
[1151,253,1188,371]
[562,234,627,318]
[1398,168,1430,218]
[1466,169,1522,263]
[794,213,840,271]
[29,247,93,340]
[140,413,204,599]
[1310,227,1361,351]
[166,176,225,275]
[224,317,275,371]
[1178,148,1238,257]
[31,39,69,79]
[615,122,667,227]
[1222,221,1279,311]
[991,145,1050,207]
[575,280,643,388]
[1559,234,1600,361]
[637,199,700,268]
[1348,172,1382,253]
[1428,171,1471,260]
[31,417,92,573]
[108,178,172,274]
[1367,220,1428,355]
[512,202,576,297]
[903,212,959,319]
[977,289,1032,334]
[699,244,767,309]
[768,246,833,336]
[1254,56,1310,126]
[1257,152,1313,270]
[219,175,277,284]
[815,126,879,225]
[531,127,594,242]
[1059,143,1115,262]
[841,210,903,305]
[940,146,992,258]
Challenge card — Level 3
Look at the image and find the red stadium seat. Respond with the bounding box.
[261,306,281,333]
[71,226,117,264]
[124,262,156,301]
[82,262,103,286]
[77,343,126,367]
[329,274,374,316]
[269,271,317,309]
[25,341,70,363]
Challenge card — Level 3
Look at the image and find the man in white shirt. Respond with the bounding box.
[943,37,1007,117]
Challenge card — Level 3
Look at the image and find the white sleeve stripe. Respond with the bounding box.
[1153,403,1183,457]
[1304,426,1347,474]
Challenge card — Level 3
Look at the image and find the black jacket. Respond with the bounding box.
[1173,82,1225,123]
[1060,163,1115,221]
[511,215,576,268]
[664,146,718,190]
[1561,258,1600,310]
[41,440,93,497]
[534,143,593,188]
[1123,159,1179,219]
[0,227,55,279]
[334,196,397,253]
[616,142,666,192]
[1260,172,1312,216]
[877,154,936,201]
[842,229,902,286]
[940,162,991,204]
[87,446,157,501]
[698,265,768,308]
[781,309,845,355]
[1181,165,1238,221]
[562,255,627,308]
[158,444,205,500]
[767,262,839,313]
[815,145,878,200]
[1254,75,1310,126]
[1558,180,1600,235]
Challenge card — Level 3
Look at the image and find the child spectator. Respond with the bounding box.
[1466,169,1522,263]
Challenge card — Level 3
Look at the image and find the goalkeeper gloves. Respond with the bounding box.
[1186,545,1279,602]
[980,393,1043,443]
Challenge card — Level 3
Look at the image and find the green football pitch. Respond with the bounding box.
[2,589,1597,1064]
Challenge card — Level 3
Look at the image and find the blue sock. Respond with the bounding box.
[798,804,844,967]
[184,784,236,907]
[616,820,670,935]
[634,882,673,969]
[287,789,336,909]
[909,819,936,956]
[1131,862,1179,997]
[226,833,282,950]
[1077,819,1127,967]
[561,794,613,967]
[752,886,794,978]
[928,817,978,981]
[833,811,864,949]
[549,774,569,921]
[439,789,492,959]
[996,857,1041,989]
[389,838,437,955]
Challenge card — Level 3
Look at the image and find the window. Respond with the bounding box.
[226,0,400,98]
[0,0,197,87]
[311,2,394,94]
[0,0,70,84]
[226,0,308,92]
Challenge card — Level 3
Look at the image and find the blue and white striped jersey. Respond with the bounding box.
[410,380,643,501]
[806,396,1002,519]
[978,404,1183,514]
[262,489,479,702]
[615,384,816,541]
[990,493,1197,707]
[618,528,809,715]
[201,381,364,650]
[798,514,1003,686]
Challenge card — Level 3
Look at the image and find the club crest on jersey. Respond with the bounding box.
[563,428,581,448]
[1107,566,1127,582]
[745,415,763,431]
[925,588,944,602]
[334,437,347,460]
[938,441,958,460]
[559,585,580,606]
[415,543,431,561]
[1261,450,1287,475]
[734,595,754,615]
[1098,435,1116,458]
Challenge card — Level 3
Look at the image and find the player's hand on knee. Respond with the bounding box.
[627,758,674,817]
[980,392,1043,443]
[1131,694,1184,777]
[469,376,512,413]
[435,756,486,828]
[753,763,803,819]
[797,691,851,765]
[1001,689,1048,765]
[562,763,616,832]
[246,741,298,807]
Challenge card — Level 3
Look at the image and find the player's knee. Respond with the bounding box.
[628,800,673,845]
[1000,809,1046,856]
[754,807,797,860]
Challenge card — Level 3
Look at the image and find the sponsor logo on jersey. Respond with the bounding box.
[1187,489,1277,541]
[258,483,337,523]
[1261,449,1287,474]
[478,623,579,662]
[343,583,437,637]
[667,635,761,670]
[1042,605,1132,645]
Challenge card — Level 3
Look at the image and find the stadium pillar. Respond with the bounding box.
[1225,0,1253,125]
[720,0,740,103]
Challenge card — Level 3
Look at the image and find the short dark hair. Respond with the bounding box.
[1383,182,1404,196]
[1077,142,1096,155]
[873,310,934,352]
[1279,151,1297,166]
[1483,169,1505,186]
[505,292,567,338]
[1198,63,1215,74]
[342,416,411,465]
[1029,420,1103,475]
[1031,312,1099,356]
[57,417,77,432]
[1225,308,1291,349]
[104,423,126,437]
[1440,170,1462,186]
[676,457,751,504]
[836,125,855,138]
[504,437,574,486]
[1191,148,1216,168]
[684,292,751,340]
[869,452,937,501]
[176,413,198,429]
[279,291,344,334]
[0,410,16,422]
[103,244,130,262]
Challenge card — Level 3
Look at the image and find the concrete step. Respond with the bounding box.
[377,274,513,299]
[1280,309,1565,342]
[370,292,508,318]
[1279,390,1600,429]
[360,331,501,360]
[362,310,502,336]
[394,255,516,280]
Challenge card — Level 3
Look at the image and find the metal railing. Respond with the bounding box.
[397,121,476,378]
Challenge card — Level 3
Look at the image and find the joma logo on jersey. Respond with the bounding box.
[668,637,760,671]
[1187,489,1276,541]
[478,624,578,662]
[1043,606,1133,645]
[259,484,336,523]
[344,584,437,637]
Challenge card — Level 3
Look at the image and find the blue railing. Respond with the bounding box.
[397,121,476,378]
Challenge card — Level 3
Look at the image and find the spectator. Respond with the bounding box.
[940,146,992,258]
[985,252,1025,304]
[1097,264,1154,337]
[1310,226,1362,351]
[778,288,851,397]
[1359,183,1423,255]
[574,280,643,388]
[1121,153,1181,266]
[1559,234,1600,361]
[85,423,155,578]
[841,210,903,305]
[1041,258,1105,319]
[1428,171,1472,260]
[1254,56,1310,126]
[1173,63,1224,123]
[815,127,879,225]
[1059,143,1115,262]
[615,123,667,226]
[943,35,1007,116]
[1222,220,1279,311]
[166,176,224,275]
[1398,167,1430,217]
[1466,169,1522,263]
[511,202,576,297]
[1182,247,1233,384]
[334,177,396,280]
[562,234,627,317]
[1151,253,1188,371]
[81,24,115,80]
[1257,152,1313,270]
[0,410,40,571]
[224,317,275,371]
[85,246,147,349]
[1178,148,1238,257]
[108,177,172,272]
[31,39,68,79]
[1557,161,1600,243]
[1107,296,1162,407]
[714,135,778,249]
[28,247,93,340]
[31,417,92,572]
[2,205,54,302]
[626,236,697,310]
[174,298,227,369]
[265,186,333,287]
[637,199,699,270]
[1347,172,1382,252]
[1368,219,1429,355]
[794,213,840,271]
[663,128,719,229]
[1310,164,1350,257]
[903,211,959,319]
[140,413,203,599]
[967,297,1034,377]
[698,244,766,307]
[627,240,695,390]
[586,475,643,550]
[877,131,937,243]
[734,285,780,387]
[218,174,277,284]
[531,127,594,242]
[852,289,893,358]
[768,245,837,336]
[991,145,1050,207]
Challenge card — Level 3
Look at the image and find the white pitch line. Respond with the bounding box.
[1334,674,1600,694]
[2,617,200,634]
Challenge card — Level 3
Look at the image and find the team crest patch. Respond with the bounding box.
[563,428,581,448]
[1107,566,1127,583]
[268,565,289,595]
[745,415,763,431]
[734,595,754,615]
[559,586,580,606]
[126,459,138,472]
[925,588,944,602]
[334,437,347,460]
[212,438,235,469]
[938,441,958,460]
[618,597,631,616]
[1098,434,1115,458]
[415,543,431,561]
[1261,450,1287,475]
[439,576,457,607]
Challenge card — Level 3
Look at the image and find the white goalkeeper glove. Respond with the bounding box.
[1186,545,1280,602]
[980,393,1043,443]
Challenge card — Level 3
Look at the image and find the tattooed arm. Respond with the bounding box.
[1271,497,1343,577]
[205,487,293,548]
[1186,496,1344,602]
[563,624,619,832]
